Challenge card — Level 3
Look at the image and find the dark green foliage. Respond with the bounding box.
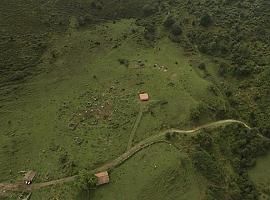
[259,126,270,138]
[200,14,213,27]
[218,62,229,76]
[220,125,270,172]
[171,23,182,36]
[118,58,129,67]
[59,152,69,164]
[165,131,177,141]
[165,132,172,140]
[198,63,206,70]
[188,32,230,57]
[191,150,223,184]
[231,65,253,77]
[205,185,227,200]
[90,1,103,10]
[194,131,213,150]
[190,103,209,122]
[144,23,157,41]
[75,170,97,191]
[190,107,201,122]
[77,15,93,27]
[194,125,267,200]
[163,16,176,28]
[237,174,259,200]
[59,152,77,175]
[142,4,157,17]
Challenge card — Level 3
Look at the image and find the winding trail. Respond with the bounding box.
[1,119,264,194]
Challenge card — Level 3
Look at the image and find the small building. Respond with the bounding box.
[95,171,110,186]
[23,170,36,185]
[139,93,149,101]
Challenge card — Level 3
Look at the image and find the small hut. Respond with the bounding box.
[23,170,36,185]
[95,171,110,186]
[139,93,149,101]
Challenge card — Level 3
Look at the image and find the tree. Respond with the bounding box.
[198,63,206,70]
[218,62,229,76]
[190,103,208,122]
[195,131,213,150]
[118,58,129,67]
[75,170,97,191]
[200,14,213,27]
[163,16,176,28]
[142,4,157,17]
[165,132,172,140]
[144,23,157,41]
[171,23,182,36]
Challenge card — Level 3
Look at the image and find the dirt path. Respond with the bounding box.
[0,119,258,194]
[126,104,144,150]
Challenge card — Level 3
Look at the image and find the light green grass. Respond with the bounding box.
[249,151,270,200]
[0,19,220,199]
[91,143,204,200]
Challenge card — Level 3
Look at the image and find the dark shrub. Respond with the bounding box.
[164,16,176,27]
[78,16,86,26]
[192,150,223,184]
[142,4,157,16]
[118,58,129,67]
[90,1,103,10]
[198,63,206,70]
[75,170,97,191]
[218,62,229,76]
[144,24,157,41]
[200,14,213,27]
[195,131,213,150]
[165,132,171,140]
[171,23,182,36]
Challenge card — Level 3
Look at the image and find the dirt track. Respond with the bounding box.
[126,103,144,150]
[0,119,258,194]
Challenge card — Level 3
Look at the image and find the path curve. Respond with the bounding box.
[0,119,261,194]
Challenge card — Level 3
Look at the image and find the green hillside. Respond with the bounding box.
[0,0,270,199]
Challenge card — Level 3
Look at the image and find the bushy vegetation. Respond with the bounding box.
[171,23,182,36]
[142,4,158,17]
[191,124,270,200]
[144,23,157,41]
[200,14,213,27]
[192,150,223,184]
[220,125,270,171]
[58,152,77,176]
[194,131,213,151]
[75,170,97,191]
[219,125,269,199]
[118,58,130,67]
[74,170,97,198]
[189,103,209,122]
[1,0,270,199]
[163,16,176,28]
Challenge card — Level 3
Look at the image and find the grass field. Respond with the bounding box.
[90,143,204,200]
[0,18,220,198]
[249,151,270,200]
[1,15,265,199]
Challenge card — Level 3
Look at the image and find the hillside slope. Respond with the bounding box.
[0,0,270,199]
